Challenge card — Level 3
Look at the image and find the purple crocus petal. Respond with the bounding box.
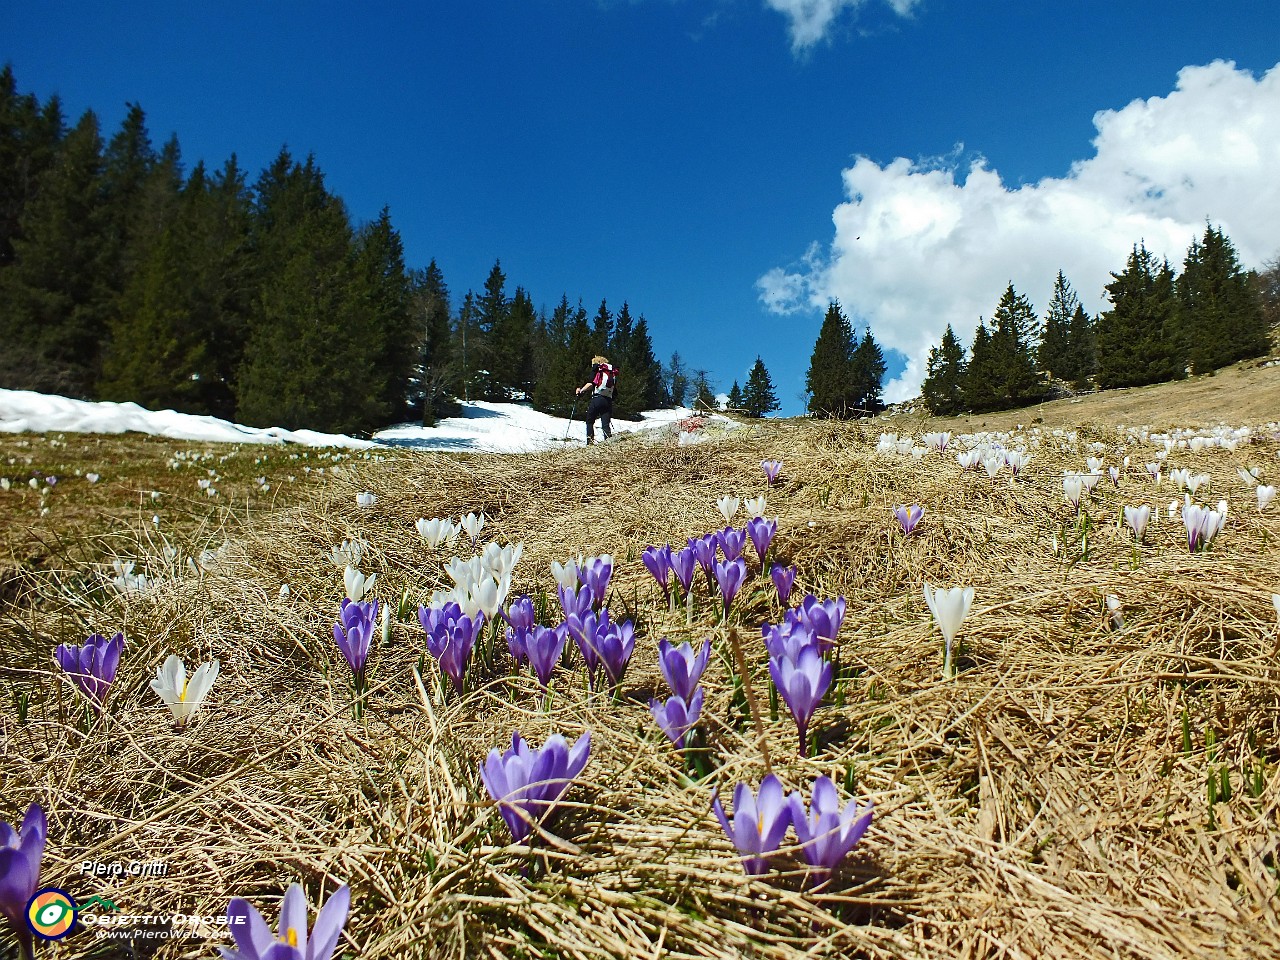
[99,632,124,684]
[259,944,304,960]
[502,595,537,632]
[790,776,874,875]
[0,849,35,929]
[277,883,308,955]
[596,619,636,690]
[718,526,747,562]
[479,730,590,844]
[761,459,783,485]
[525,625,566,689]
[692,534,719,574]
[794,595,845,651]
[893,505,924,536]
[769,646,832,755]
[745,517,776,562]
[506,626,530,667]
[641,546,673,594]
[307,885,350,960]
[762,620,818,661]
[54,643,78,676]
[712,774,792,875]
[649,688,704,749]
[770,564,796,605]
[657,637,711,700]
[334,599,377,675]
[713,558,747,613]
[227,897,275,957]
[671,548,698,593]
[558,584,594,621]
[578,557,613,604]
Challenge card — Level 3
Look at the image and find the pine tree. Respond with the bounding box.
[532,294,573,413]
[0,66,65,268]
[354,208,414,420]
[409,259,453,424]
[1095,244,1184,389]
[1177,223,1267,373]
[741,357,780,417]
[666,351,689,407]
[1038,271,1077,381]
[727,380,743,411]
[988,283,1042,407]
[591,299,612,358]
[493,286,536,400]
[624,316,665,411]
[848,329,886,415]
[0,109,112,395]
[236,150,383,433]
[921,324,967,415]
[455,290,480,401]
[1064,304,1096,388]
[474,260,508,399]
[806,301,855,417]
[963,321,1000,412]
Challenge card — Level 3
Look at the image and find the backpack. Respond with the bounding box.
[595,364,618,398]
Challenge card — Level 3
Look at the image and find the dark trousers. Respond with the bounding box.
[585,393,613,441]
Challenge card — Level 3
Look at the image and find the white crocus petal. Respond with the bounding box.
[344,565,373,602]
[551,560,579,590]
[923,583,975,680]
[716,496,740,525]
[279,583,291,599]
[1258,486,1276,512]
[1237,467,1259,488]
[1106,595,1124,630]
[473,578,501,618]
[743,495,767,518]
[1272,594,1280,621]
[179,660,220,721]
[460,512,486,542]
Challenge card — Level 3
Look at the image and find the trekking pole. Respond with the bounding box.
[563,394,580,440]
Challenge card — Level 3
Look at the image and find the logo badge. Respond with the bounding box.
[27,887,78,940]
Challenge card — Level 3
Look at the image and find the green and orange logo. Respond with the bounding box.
[26,887,77,940]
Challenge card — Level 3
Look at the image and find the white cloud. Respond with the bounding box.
[757,60,1280,402]
[764,0,921,52]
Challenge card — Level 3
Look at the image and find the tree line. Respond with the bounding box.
[0,67,687,433]
[921,225,1272,416]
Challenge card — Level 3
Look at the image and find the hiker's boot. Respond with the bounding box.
[586,437,595,445]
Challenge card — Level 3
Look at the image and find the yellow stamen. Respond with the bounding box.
[179,677,189,702]
[280,927,298,947]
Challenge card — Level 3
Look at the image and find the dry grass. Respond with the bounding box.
[3,364,1280,959]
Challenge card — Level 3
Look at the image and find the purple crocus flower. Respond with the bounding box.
[745,516,776,564]
[507,627,531,669]
[221,882,350,960]
[788,777,874,884]
[562,609,604,680]
[578,555,613,607]
[558,583,594,621]
[671,547,698,599]
[525,625,567,693]
[479,730,592,844]
[717,526,747,562]
[503,595,537,632]
[770,645,832,756]
[712,557,747,617]
[649,688,704,750]
[54,632,123,711]
[770,564,797,605]
[593,618,636,692]
[333,598,377,677]
[418,602,484,695]
[641,545,674,599]
[893,504,924,536]
[712,774,792,876]
[761,459,783,486]
[691,534,719,580]
[790,594,846,652]
[762,620,819,661]
[0,803,46,959]
[657,637,711,700]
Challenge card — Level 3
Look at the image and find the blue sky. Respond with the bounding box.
[5,1,1278,414]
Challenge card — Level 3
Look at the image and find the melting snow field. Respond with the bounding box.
[0,389,699,453]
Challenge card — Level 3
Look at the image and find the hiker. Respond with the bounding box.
[575,355,618,444]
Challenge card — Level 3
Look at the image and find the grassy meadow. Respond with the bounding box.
[3,359,1280,959]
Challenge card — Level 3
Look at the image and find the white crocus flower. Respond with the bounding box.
[551,559,581,590]
[356,491,377,508]
[460,511,486,544]
[1063,474,1085,512]
[1258,485,1276,512]
[279,583,291,599]
[416,517,458,548]
[1237,467,1260,488]
[923,583,975,681]
[743,495,767,518]
[151,654,219,726]
[1169,468,1189,491]
[982,456,1003,479]
[1106,595,1124,630]
[1123,505,1151,542]
[1185,473,1209,496]
[1087,456,1104,473]
[344,565,375,602]
[716,495,740,525]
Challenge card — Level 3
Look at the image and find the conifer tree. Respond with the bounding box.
[806,301,855,417]
[591,299,612,358]
[666,351,689,407]
[1176,223,1267,373]
[963,321,1000,412]
[236,150,383,432]
[921,324,967,415]
[1038,271,1077,380]
[354,208,414,420]
[0,110,112,395]
[493,286,536,400]
[1095,244,1184,389]
[741,357,780,417]
[410,259,454,424]
[849,329,886,415]
[623,315,665,411]
[1064,304,1096,388]
[988,283,1042,407]
[455,290,480,401]
[474,260,508,399]
[532,294,573,412]
[727,380,743,411]
[0,66,65,268]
